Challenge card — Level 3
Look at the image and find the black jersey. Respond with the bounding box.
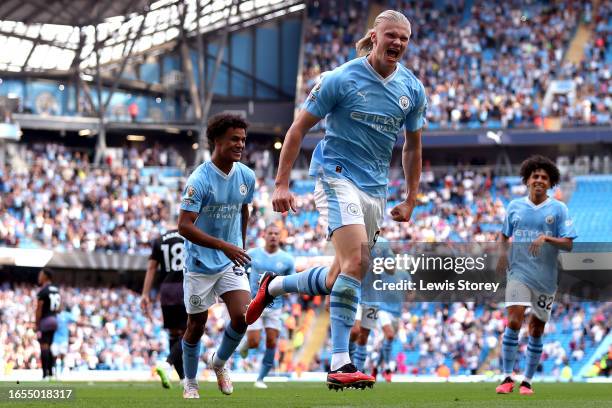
[149,229,185,284]
[37,284,61,319]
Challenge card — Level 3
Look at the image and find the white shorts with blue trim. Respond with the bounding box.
[183,265,250,314]
[313,176,386,243]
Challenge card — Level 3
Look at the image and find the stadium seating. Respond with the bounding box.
[567,175,612,241]
[298,0,607,131]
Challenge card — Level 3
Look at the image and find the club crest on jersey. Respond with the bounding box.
[545,215,554,225]
[276,262,284,269]
[239,184,248,196]
[189,295,201,306]
[399,95,410,110]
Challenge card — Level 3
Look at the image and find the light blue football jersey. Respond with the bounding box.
[502,196,577,294]
[247,247,295,309]
[180,161,256,275]
[303,56,427,198]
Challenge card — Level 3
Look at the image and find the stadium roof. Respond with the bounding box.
[0,0,151,27]
[0,0,300,72]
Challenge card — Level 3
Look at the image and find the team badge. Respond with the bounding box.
[347,203,361,216]
[308,82,322,101]
[189,295,201,306]
[276,262,284,269]
[399,95,410,110]
[183,186,196,205]
[545,215,554,225]
[239,184,248,195]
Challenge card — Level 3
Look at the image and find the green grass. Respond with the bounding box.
[1,382,610,408]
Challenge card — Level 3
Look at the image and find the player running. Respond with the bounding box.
[246,10,426,390]
[495,155,577,395]
[36,268,60,380]
[141,228,186,388]
[241,224,295,388]
[178,113,256,399]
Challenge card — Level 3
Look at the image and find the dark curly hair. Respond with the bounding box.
[519,155,560,187]
[206,113,248,150]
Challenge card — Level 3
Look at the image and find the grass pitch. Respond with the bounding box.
[1,381,610,408]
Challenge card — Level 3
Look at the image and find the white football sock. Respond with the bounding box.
[330,352,351,371]
[268,276,286,297]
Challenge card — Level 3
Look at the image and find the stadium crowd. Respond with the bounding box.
[0,283,301,374]
[0,144,181,254]
[299,0,609,130]
[1,144,511,255]
[559,1,611,127]
[4,280,607,378]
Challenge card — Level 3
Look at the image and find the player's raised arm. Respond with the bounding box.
[390,128,422,222]
[178,209,250,267]
[273,110,321,213]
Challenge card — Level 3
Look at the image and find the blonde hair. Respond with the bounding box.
[355,10,411,57]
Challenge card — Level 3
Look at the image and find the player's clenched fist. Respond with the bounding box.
[390,200,415,222]
[272,185,297,213]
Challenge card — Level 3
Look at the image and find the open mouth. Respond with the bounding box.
[386,48,400,59]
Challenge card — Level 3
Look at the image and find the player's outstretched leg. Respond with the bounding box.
[246,266,331,324]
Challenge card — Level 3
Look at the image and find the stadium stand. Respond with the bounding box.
[298,0,608,131]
